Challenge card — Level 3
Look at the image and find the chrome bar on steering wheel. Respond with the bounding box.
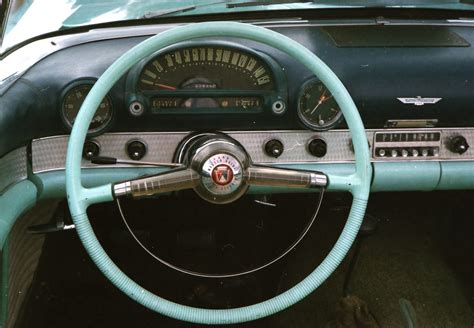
[113,169,200,197]
[245,166,327,189]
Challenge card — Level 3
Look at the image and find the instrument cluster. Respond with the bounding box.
[58,42,343,135]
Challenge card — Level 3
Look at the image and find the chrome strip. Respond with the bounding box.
[31,128,474,174]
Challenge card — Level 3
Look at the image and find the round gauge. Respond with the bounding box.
[297,79,343,131]
[61,84,113,134]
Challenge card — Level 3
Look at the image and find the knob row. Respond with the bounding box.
[83,140,148,161]
[376,147,439,158]
[264,138,327,158]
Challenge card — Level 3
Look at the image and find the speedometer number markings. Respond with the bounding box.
[144,70,157,79]
[137,45,276,113]
[222,50,231,63]
[138,46,275,91]
[152,60,163,72]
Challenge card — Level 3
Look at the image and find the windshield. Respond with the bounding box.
[2,0,474,53]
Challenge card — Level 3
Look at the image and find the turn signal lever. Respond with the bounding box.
[91,156,183,167]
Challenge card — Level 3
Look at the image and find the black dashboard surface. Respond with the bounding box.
[1,22,473,156]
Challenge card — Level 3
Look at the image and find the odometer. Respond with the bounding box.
[150,96,262,113]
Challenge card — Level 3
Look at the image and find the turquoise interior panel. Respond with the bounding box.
[0,181,37,249]
[371,161,441,192]
[438,161,474,190]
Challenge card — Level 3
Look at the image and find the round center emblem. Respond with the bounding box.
[201,153,243,196]
[211,164,234,186]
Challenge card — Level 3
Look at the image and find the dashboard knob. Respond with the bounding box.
[401,149,409,157]
[450,136,469,154]
[308,138,327,158]
[127,140,147,160]
[390,149,398,157]
[264,139,284,158]
[421,148,429,157]
[83,140,100,160]
[378,149,386,157]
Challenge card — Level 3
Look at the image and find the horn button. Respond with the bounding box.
[179,134,250,204]
[203,154,242,193]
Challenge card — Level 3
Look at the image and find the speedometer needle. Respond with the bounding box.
[156,83,177,90]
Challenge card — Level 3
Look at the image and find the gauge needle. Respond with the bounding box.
[156,83,177,90]
[310,91,333,115]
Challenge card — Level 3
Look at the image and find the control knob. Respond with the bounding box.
[127,140,147,160]
[449,136,469,154]
[308,138,327,158]
[264,139,284,158]
[83,140,100,160]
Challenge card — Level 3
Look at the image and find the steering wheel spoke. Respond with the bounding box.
[113,168,200,198]
[326,173,361,193]
[81,184,114,207]
[245,166,327,189]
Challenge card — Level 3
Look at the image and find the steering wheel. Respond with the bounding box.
[65,22,372,324]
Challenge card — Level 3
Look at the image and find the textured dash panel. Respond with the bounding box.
[0,148,27,194]
[7,201,59,328]
[31,128,474,173]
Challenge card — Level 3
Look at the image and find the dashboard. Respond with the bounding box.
[2,13,474,326]
[1,21,474,194]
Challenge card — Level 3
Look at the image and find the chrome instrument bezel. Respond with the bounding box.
[297,78,344,131]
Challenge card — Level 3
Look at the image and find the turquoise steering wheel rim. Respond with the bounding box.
[66,22,372,324]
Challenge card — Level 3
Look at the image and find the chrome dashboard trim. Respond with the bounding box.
[397,97,442,106]
[0,147,28,194]
[31,128,474,174]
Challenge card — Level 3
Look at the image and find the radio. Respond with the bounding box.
[373,131,441,159]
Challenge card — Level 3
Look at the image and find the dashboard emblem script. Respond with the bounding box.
[212,165,234,186]
[397,96,442,106]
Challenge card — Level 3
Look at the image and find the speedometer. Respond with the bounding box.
[131,44,284,114]
[138,45,275,91]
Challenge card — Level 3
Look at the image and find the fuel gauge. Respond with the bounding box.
[61,82,113,134]
[297,79,342,131]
